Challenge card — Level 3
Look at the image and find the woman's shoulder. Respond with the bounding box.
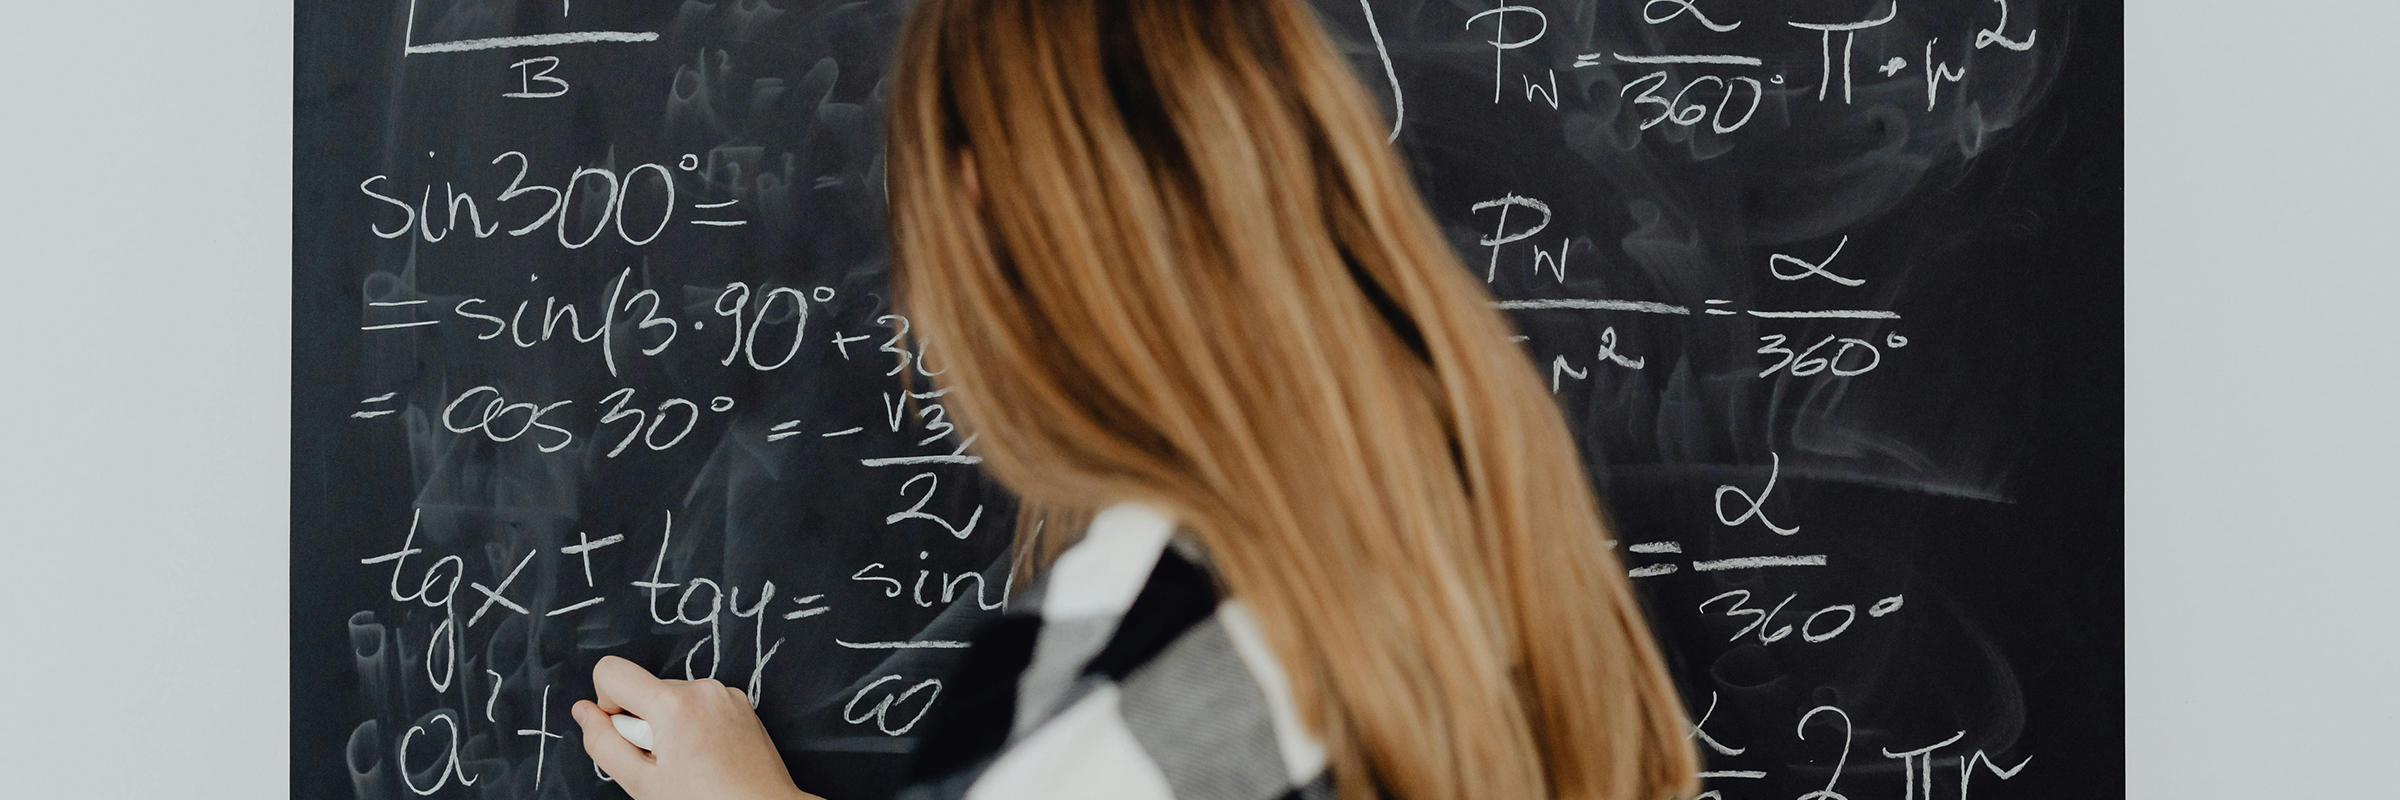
[901,503,1331,800]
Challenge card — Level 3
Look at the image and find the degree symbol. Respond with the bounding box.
[812,286,836,303]
[710,396,736,412]
[1885,332,1909,349]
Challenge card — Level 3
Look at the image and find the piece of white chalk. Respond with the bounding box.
[611,714,656,751]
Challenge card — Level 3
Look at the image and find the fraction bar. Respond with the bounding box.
[1609,53,1766,66]
[1691,555,1828,571]
[1494,299,1692,315]
[859,454,984,467]
[1744,310,1901,319]
[405,30,660,55]
[833,639,972,650]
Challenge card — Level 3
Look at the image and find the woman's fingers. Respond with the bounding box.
[591,655,672,716]
[571,661,810,800]
[571,700,653,790]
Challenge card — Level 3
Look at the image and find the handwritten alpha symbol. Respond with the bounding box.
[1716,451,1800,535]
[1643,0,1741,32]
[1975,0,2038,52]
[1770,235,1863,286]
[1689,691,1747,756]
[1597,326,1645,369]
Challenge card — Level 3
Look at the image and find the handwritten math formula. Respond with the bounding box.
[294,2,2119,799]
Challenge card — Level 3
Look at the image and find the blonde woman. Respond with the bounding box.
[567,1,1699,798]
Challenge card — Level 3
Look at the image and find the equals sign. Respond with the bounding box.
[1625,540,1681,578]
[768,420,803,442]
[1704,300,1736,316]
[691,198,746,227]
[352,393,399,419]
[783,594,827,620]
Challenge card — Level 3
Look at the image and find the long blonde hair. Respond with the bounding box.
[883,1,1697,798]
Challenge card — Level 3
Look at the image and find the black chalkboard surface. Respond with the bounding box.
[293,2,2120,798]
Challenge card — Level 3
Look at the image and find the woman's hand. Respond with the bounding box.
[570,655,824,800]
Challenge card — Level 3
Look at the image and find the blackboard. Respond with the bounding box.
[292,1,2121,798]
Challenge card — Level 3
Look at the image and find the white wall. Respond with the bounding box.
[0,2,291,797]
[2125,1,2400,796]
[0,1,2391,797]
